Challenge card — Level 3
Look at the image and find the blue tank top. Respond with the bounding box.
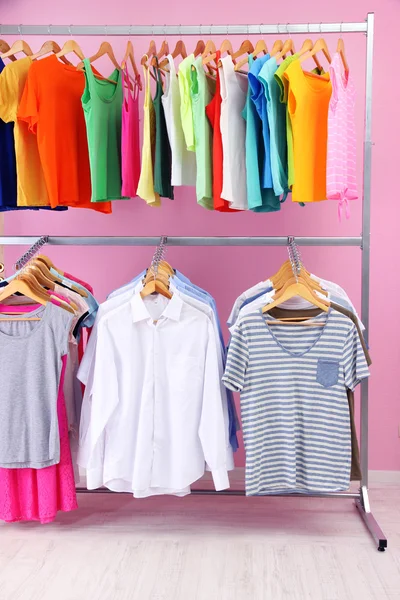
[248,54,272,189]
[258,56,289,198]
[242,56,280,213]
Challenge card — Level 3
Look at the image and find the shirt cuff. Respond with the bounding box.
[212,467,230,491]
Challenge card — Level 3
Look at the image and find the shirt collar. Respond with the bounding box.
[131,292,183,323]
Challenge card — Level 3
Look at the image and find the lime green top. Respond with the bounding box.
[178,54,196,152]
[190,57,215,210]
[82,59,126,201]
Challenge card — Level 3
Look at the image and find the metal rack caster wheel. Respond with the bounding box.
[378,545,386,552]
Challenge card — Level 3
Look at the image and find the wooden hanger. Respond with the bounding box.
[270,260,326,295]
[273,38,295,62]
[76,41,121,85]
[337,36,349,75]
[35,255,88,297]
[121,40,142,90]
[0,40,16,61]
[140,272,172,300]
[0,39,33,60]
[298,39,322,70]
[141,40,159,81]
[232,40,254,61]
[270,40,283,57]
[263,274,330,314]
[158,39,187,70]
[31,40,71,64]
[56,39,85,62]
[234,39,268,71]
[203,38,234,67]
[193,40,205,57]
[300,38,332,66]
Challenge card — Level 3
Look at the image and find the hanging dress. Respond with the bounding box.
[326,52,358,220]
[206,51,236,213]
[153,59,174,200]
[137,63,160,206]
[121,64,141,198]
[162,54,196,187]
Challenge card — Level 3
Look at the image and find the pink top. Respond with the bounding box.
[326,53,358,220]
[121,65,141,198]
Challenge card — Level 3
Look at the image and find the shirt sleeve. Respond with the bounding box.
[222,320,249,392]
[17,64,39,134]
[0,65,16,123]
[343,324,370,390]
[198,320,230,491]
[77,319,120,469]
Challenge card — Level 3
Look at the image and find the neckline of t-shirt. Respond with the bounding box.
[0,302,51,341]
[48,54,82,74]
[259,307,332,357]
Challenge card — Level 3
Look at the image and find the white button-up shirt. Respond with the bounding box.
[78,293,230,497]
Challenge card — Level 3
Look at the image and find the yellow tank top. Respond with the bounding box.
[284,60,332,203]
[137,65,161,206]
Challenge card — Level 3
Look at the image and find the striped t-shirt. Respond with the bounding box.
[222,309,369,496]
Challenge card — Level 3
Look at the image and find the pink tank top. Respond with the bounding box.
[121,65,141,198]
[326,53,358,220]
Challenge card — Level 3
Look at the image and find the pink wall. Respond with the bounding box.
[1,1,399,471]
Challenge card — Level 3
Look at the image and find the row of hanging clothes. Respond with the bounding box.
[0,33,356,218]
[0,238,369,522]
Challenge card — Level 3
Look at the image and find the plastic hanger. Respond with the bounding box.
[31,38,71,65]
[337,23,349,75]
[121,36,142,90]
[0,40,16,61]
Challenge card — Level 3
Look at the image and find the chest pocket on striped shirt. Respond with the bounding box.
[316,359,339,388]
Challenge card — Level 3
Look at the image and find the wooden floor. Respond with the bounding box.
[0,481,399,600]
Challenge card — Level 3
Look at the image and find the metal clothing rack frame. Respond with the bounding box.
[0,13,386,551]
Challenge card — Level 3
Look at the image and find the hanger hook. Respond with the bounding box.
[105,24,108,38]
[179,23,182,40]
[287,22,291,39]
[247,24,249,38]
[340,21,343,39]
[307,22,310,35]
[18,24,22,38]
[48,24,52,36]
[69,24,72,37]
[320,22,323,35]
[129,24,132,41]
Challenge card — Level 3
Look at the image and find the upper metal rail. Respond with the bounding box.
[0,22,368,37]
[0,236,362,247]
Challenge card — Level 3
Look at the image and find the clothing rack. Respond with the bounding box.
[0,13,385,551]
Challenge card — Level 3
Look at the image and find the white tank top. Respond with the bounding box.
[161,55,196,187]
[219,56,248,210]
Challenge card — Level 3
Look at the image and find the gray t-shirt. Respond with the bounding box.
[222,309,370,496]
[0,302,72,468]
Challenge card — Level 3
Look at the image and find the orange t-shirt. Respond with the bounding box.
[18,55,111,213]
[284,60,332,203]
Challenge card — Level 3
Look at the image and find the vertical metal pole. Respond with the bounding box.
[360,12,374,488]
